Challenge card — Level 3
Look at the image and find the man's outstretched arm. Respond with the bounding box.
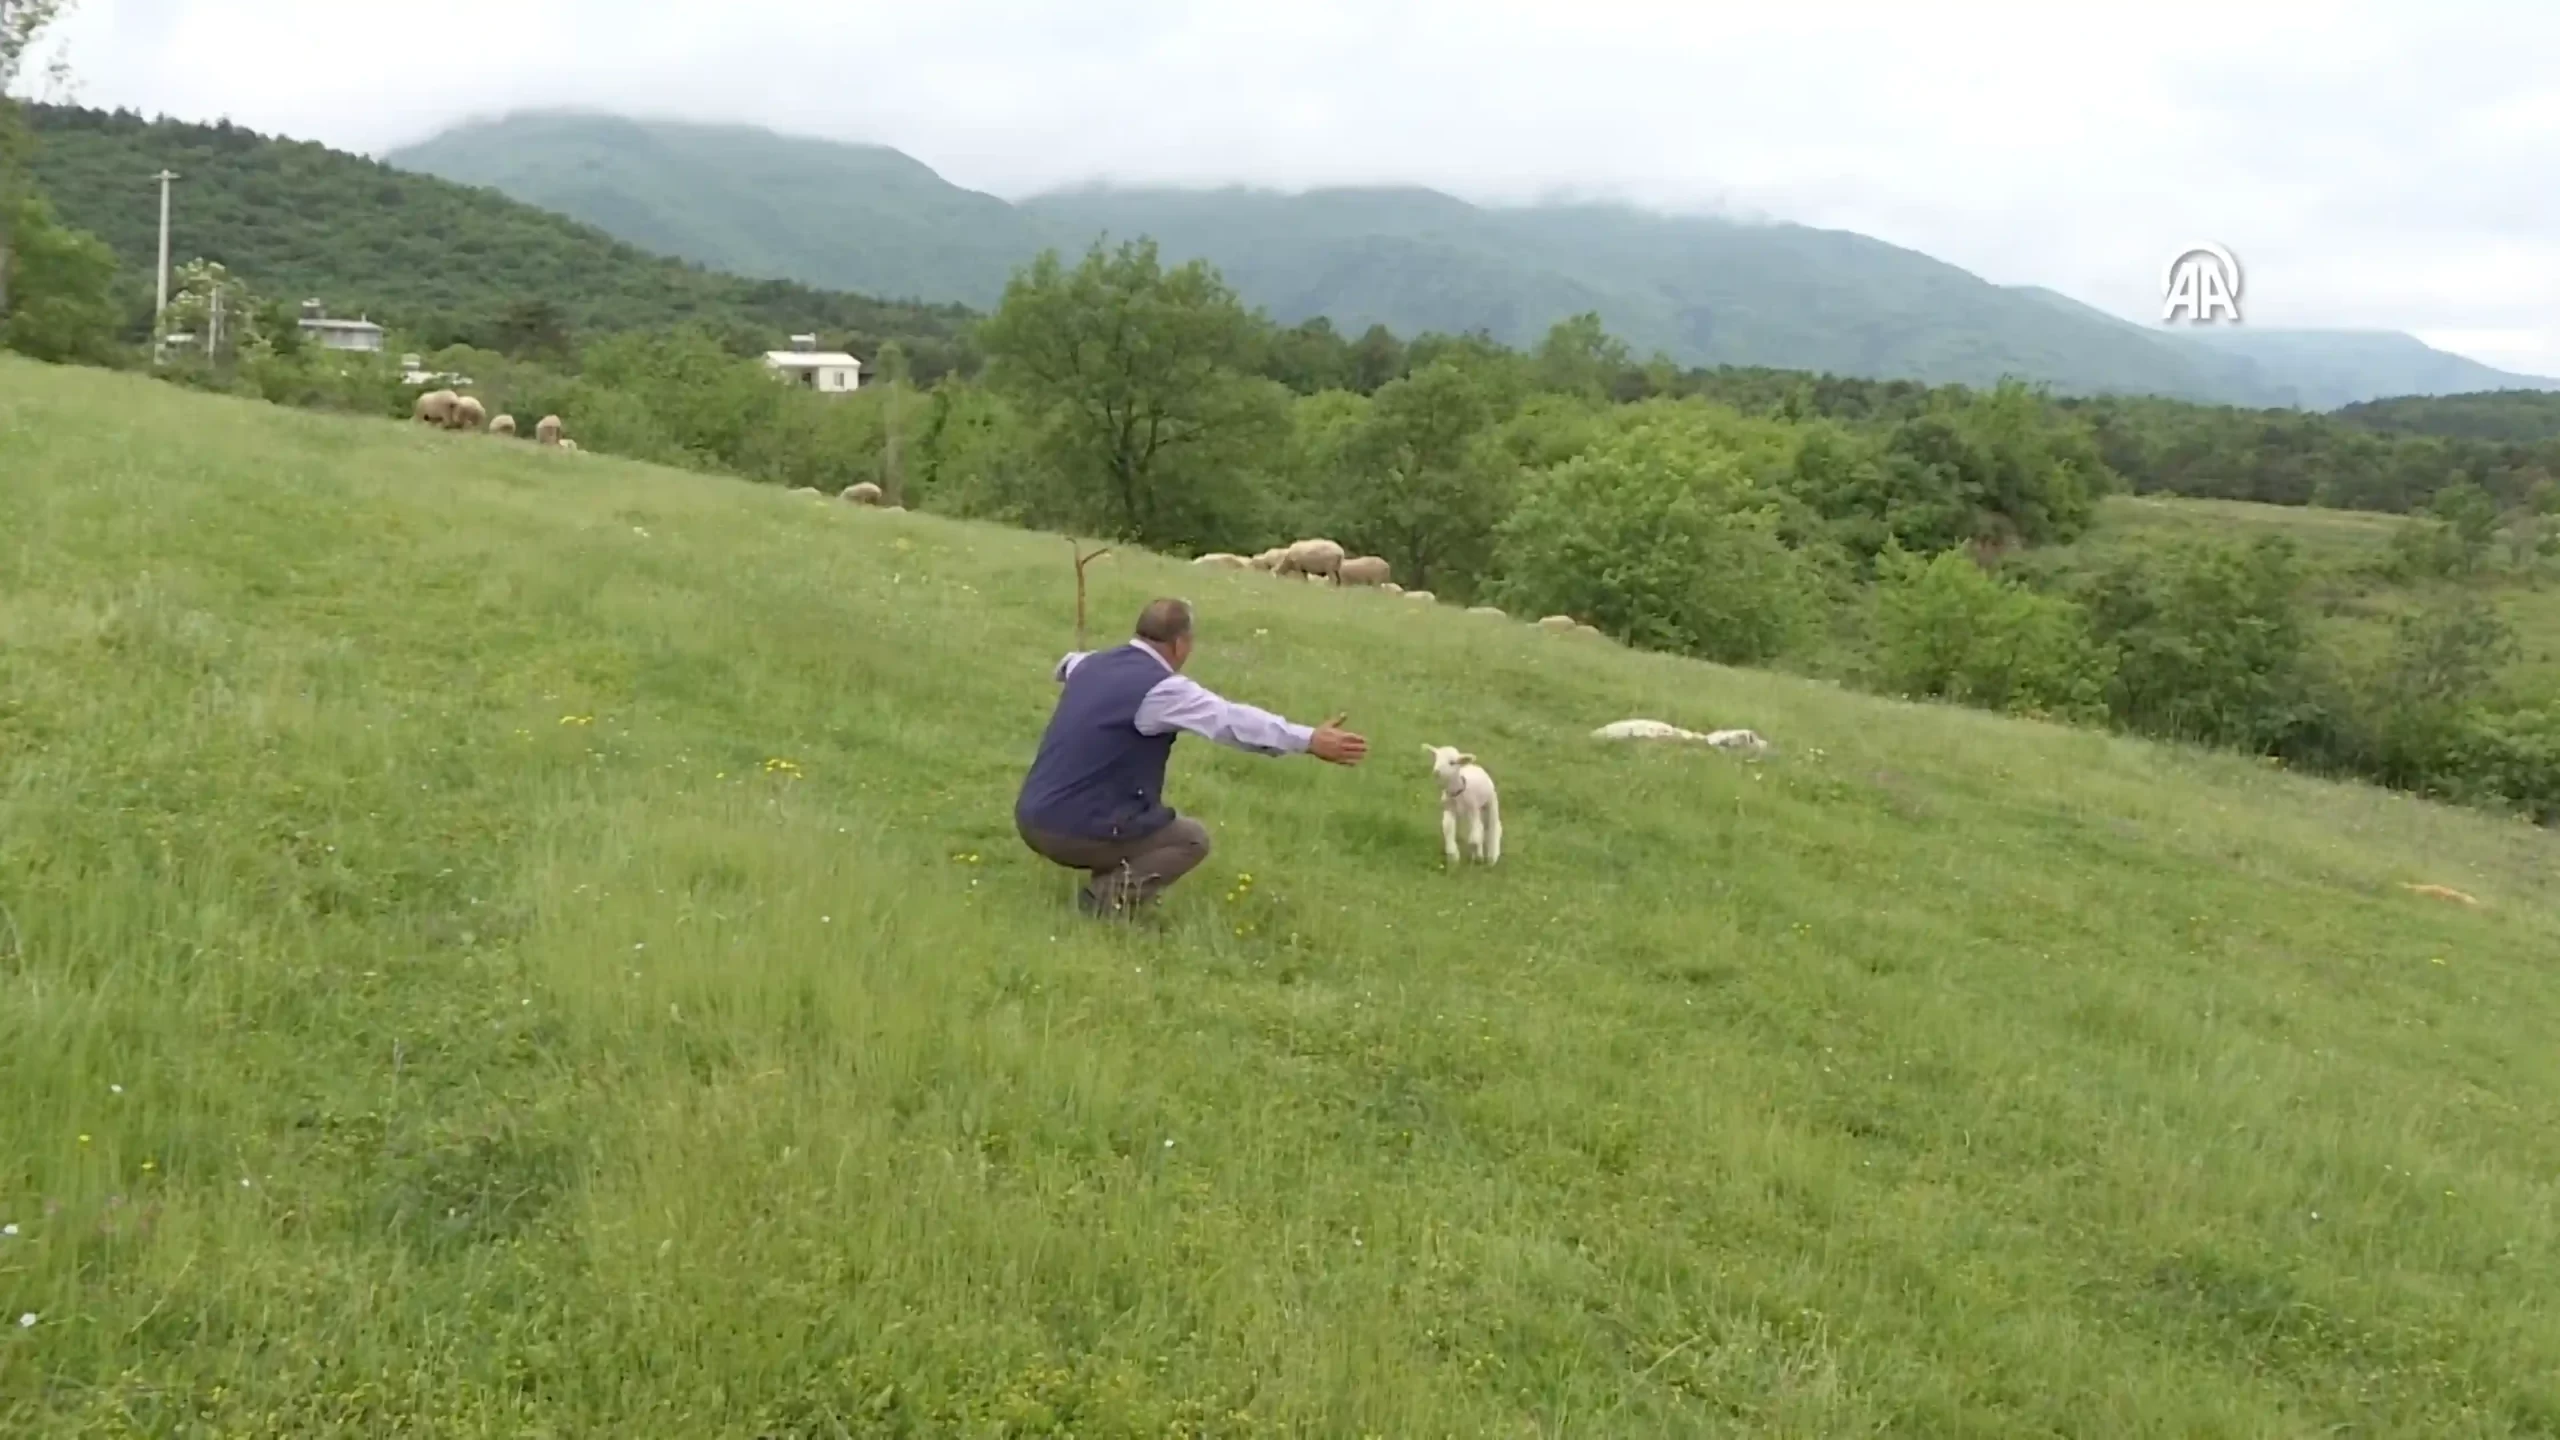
[1135,674,1312,755]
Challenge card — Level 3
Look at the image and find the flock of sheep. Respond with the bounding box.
[411,389,578,452]
[1190,537,1609,639]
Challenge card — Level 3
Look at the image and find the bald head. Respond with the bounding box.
[1135,598,1194,645]
[1135,598,1195,669]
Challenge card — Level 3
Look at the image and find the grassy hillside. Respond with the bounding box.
[385,112,2560,408]
[2041,494,2560,701]
[6,355,2560,1431]
[21,106,980,375]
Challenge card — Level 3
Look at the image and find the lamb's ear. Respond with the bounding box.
[1456,752,1477,766]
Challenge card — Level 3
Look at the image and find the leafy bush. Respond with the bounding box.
[2077,535,2323,751]
[1,194,122,366]
[1871,548,2113,721]
[2340,592,2520,791]
[1492,421,1820,664]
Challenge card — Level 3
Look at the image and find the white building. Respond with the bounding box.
[761,334,863,395]
[296,299,385,353]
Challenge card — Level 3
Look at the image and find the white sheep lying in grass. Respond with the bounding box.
[1591,719,1772,754]
[1424,744,1501,866]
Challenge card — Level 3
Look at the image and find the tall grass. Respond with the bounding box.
[3,357,2558,1434]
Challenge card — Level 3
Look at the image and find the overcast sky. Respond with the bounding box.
[33,0,2560,377]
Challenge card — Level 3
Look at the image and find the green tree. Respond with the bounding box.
[0,0,77,322]
[491,296,574,362]
[1348,323,1406,393]
[977,240,1286,549]
[2353,592,2520,791]
[0,190,116,364]
[160,257,267,362]
[2431,480,2501,573]
[1337,359,1510,595]
[1266,388,1370,546]
[579,327,787,470]
[1533,311,1629,402]
[1264,316,1355,394]
[2079,535,2319,751]
[1492,420,1818,664]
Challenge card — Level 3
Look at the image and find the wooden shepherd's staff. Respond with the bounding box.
[1069,536,1113,651]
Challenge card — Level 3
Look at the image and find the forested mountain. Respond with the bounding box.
[385,110,2559,409]
[389,112,1048,309]
[2334,389,2560,445]
[23,106,982,377]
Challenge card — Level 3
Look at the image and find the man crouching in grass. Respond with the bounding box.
[1014,597,1367,919]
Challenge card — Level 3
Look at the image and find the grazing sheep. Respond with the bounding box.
[789,487,824,499]
[489,414,517,436]
[1277,538,1346,582]
[1337,555,1392,587]
[412,389,458,425]
[534,414,564,446]
[1192,552,1250,570]
[1424,744,1502,867]
[1246,548,1286,572]
[1379,582,1404,596]
[447,395,487,431]
[1404,590,1436,603]
[1536,614,1577,633]
[1572,622,1604,638]
[1466,605,1505,619]
[843,482,883,505]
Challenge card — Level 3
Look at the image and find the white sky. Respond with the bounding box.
[32,0,2560,377]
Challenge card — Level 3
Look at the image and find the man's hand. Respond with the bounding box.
[1309,713,1367,766]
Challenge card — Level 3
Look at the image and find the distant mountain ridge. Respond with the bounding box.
[386,111,2560,409]
[23,105,982,377]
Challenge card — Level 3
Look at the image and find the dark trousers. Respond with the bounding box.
[1017,816,1212,912]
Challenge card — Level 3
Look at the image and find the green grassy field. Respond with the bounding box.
[2037,494,2560,698]
[5,356,2560,1434]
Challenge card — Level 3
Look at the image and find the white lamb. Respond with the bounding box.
[1424,744,1501,867]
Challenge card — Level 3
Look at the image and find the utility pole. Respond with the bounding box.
[150,167,177,364]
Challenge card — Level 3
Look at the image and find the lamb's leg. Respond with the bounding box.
[1483,795,1502,865]
[1441,807,1460,866]
[1465,807,1486,863]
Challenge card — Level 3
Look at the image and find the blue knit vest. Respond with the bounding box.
[1015,645,1180,841]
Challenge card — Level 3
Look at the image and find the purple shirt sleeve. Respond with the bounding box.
[1134,673,1315,756]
